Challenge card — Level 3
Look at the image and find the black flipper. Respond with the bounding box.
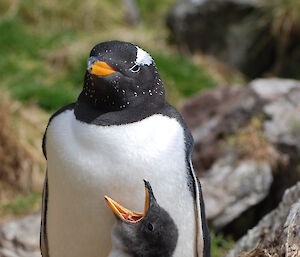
[40,171,49,257]
[196,176,211,257]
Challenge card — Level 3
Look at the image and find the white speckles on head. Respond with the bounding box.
[135,46,153,66]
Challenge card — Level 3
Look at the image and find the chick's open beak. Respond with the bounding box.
[87,57,116,76]
[104,181,150,224]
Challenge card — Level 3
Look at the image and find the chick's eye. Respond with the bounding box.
[147,223,154,232]
[130,64,140,73]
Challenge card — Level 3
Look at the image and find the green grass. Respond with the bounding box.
[0,0,125,111]
[0,17,215,111]
[0,191,42,216]
[136,0,175,25]
[211,231,235,257]
[0,19,80,111]
[0,0,123,31]
[153,52,216,97]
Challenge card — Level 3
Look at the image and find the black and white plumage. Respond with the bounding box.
[40,40,210,257]
[106,180,178,257]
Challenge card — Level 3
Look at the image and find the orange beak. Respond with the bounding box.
[104,183,150,224]
[88,60,116,76]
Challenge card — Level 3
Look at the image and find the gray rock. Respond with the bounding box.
[226,182,300,257]
[264,98,300,150]
[181,79,300,174]
[249,78,300,150]
[0,214,41,257]
[202,158,273,229]
[180,86,263,174]
[250,78,300,101]
[180,78,300,233]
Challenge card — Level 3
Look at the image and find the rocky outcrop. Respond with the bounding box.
[180,85,264,175]
[181,78,300,231]
[226,182,300,257]
[167,0,300,78]
[253,80,300,151]
[0,214,41,257]
[203,158,273,229]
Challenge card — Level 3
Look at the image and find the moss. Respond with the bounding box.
[211,231,235,257]
[0,16,216,111]
[227,117,279,167]
[152,51,216,97]
[136,0,175,25]
[0,191,42,216]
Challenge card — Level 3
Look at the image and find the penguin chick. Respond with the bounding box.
[105,180,178,257]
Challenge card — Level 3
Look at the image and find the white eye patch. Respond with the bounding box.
[135,46,153,66]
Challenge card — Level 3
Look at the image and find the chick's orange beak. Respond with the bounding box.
[104,184,149,224]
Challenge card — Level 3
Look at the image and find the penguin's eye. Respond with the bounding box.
[130,64,140,73]
[147,223,154,232]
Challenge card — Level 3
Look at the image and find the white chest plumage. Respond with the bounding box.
[46,110,196,257]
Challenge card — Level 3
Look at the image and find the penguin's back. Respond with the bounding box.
[46,108,196,257]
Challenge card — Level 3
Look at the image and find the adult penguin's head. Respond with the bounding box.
[79,41,165,114]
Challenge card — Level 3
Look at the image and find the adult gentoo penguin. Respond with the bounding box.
[105,180,178,257]
[40,40,210,257]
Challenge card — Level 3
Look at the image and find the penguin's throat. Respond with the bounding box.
[105,196,145,224]
[120,210,144,223]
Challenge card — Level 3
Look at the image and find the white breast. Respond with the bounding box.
[46,110,196,257]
